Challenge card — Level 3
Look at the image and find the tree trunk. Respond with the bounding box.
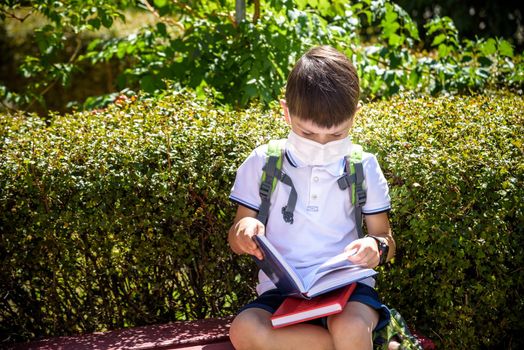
[235,0,245,24]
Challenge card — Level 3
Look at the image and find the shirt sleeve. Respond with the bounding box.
[361,153,391,214]
[229,145,267,212]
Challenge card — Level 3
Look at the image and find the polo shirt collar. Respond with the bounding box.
[285,149,347,177]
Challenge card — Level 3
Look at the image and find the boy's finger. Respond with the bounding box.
[255,222,265,236]
[252,247,264,260]
[347,254,361,264]
[244,234,264,260]
[245,237,258,252]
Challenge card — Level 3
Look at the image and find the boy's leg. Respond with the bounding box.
[327,301,379,350]
[229,308,335,350]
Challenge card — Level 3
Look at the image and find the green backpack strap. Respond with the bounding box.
[337,144,366,239]
[257,139,297,225]
[373,309,423,350]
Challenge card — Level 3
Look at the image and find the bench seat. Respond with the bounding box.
[8,317,234,350]
[8,316,434,350]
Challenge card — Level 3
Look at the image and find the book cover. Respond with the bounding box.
[253,235,376,298]
[271,283,357,328]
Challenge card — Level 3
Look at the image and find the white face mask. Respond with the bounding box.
[286,131,351,166]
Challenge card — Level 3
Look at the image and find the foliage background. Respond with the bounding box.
[393,0,524,49]
[1,0,523,115]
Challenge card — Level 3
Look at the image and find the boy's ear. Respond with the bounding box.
[356,101,362,113]
[347,102,362,130]
[280,99,291,125]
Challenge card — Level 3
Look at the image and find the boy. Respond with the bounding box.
[228,46,396,350]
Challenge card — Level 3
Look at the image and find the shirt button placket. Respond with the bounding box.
[311,171,319,202]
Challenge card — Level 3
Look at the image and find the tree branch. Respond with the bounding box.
[140,0,185,31]
[0,8,34,22]
[253,0,260,24]
[140,0,160,17]
[170,0,200,19]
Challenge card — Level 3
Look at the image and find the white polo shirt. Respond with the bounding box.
[230,140,391,295]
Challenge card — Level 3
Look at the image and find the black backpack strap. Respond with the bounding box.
[275,170,297,224]
[353,161,366,239]
[257,140,296,225]
[256,154,279,225]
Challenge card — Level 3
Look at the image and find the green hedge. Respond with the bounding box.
[1,91,523,348]
[355,93,524,349]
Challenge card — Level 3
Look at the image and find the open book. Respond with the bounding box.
[271,283,356,328]
[254,235,377,299]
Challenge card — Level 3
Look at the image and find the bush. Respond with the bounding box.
[1,90,523,348]
[0,93,285,342]
[355,92,524,349]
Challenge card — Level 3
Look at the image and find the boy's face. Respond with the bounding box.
[280,100,354,145]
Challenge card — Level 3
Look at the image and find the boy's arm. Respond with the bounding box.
[364,212,396,262]
[346,212,395,268]
[228,205,265,260]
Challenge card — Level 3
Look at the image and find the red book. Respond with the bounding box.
[271,283,357,328]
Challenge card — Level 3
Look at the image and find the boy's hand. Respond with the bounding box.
[344,237,380,268]
[229,216,265,260]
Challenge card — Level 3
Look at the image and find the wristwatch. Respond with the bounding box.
[365,235,389,266]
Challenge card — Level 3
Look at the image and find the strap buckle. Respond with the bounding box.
[355,187,367,207]
[281,206,294,224]
[259,181,272,199]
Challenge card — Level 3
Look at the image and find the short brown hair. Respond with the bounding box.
[285,46,360,128]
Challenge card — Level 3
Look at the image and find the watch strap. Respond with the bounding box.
[365,234,389,265]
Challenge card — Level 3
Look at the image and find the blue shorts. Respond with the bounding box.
[238,282,391,331]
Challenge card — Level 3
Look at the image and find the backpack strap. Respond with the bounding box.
[257,139,297,225]
[337,144,366,239]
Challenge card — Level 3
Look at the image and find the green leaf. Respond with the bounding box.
[140,75,164,93]
[389,52,402,69]
[438,43,453,58]
[405,21,420,40]
[384,3,398,22]
[101,14,113,28]
[154,0,168,8]
[480,38,497,56]
[431,34,447,47]
[408,69,420,87]
[87,38,101,51]
[498,40,514,58]
[295,0,308,9]
[388,33,402,47]
[478,56,492,67]
[88,18,101,30]
[117,42,128,59]
[156,22,167,37]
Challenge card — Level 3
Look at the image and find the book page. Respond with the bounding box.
[316,249,357,274]
[305,268,377,298]
[254,235,306,294]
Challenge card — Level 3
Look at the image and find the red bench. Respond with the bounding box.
[7,317,235,350]
[8,316,434,350]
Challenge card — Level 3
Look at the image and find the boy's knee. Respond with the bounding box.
[328,304,378,348]
[328,314,374,350]
[229,310,272,350]
[329,312,371,336]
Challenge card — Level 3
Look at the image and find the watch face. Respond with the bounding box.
[379,241,388,264]
[366,235,389,265]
